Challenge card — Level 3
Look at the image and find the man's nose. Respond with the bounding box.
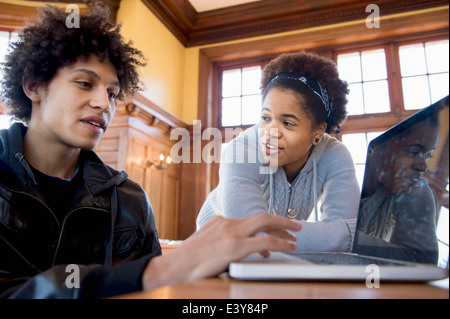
[89,89,112,112]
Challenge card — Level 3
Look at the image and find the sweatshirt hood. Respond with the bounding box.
[266,133,331,221]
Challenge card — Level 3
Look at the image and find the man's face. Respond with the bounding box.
[381,121,439,194]
[30,55,120,150]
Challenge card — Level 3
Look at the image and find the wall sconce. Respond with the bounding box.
[142,153,171,170]
[156,153,171,170]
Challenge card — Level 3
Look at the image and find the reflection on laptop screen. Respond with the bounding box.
[354,96,449,265]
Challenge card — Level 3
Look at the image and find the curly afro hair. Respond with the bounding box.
[0,5,145,124]
[261,51,348,134]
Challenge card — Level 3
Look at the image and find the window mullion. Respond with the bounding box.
[386,42,404,115]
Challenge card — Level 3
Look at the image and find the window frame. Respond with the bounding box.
[214,57,271,138]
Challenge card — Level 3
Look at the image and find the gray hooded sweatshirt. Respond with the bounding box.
[196,125,360,253]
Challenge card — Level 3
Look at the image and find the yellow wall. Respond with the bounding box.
[117,0,186,121]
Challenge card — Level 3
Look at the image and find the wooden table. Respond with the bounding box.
[121,273,449,299]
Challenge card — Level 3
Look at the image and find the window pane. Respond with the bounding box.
[429,73,449,103]
[342,132,371,189]
[0,31,10,61]
[363,80,390,113]
[242,66,261,95]
[347,83,364,115]
[361,49,387,81]
[437,205,449,268]
[0,114,12,130]
[0,31,10,83]
[399,43,427,77]
[222,97,241,126]
[241,95,261,125]
[222,69,241,97]
[354,164,365,190]
[425,40,449,74]
[337,52,361,83]
[342,133,367,163]
[402,75,430,110]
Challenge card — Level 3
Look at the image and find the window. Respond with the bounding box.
[1,30,18,130]
[337,49,390,115]
[0,30,18,83]
[336,39,449,178]
[341,132,382,189]
[220,65,262,127]
[399,40,449,110]
[0,114,12,130]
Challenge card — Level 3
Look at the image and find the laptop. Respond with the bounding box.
[229,95,449,282]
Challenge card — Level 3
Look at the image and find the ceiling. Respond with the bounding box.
[142,0,448,47]
[188,0,261,12]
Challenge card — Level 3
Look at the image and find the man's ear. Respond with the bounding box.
[22,77,42,103]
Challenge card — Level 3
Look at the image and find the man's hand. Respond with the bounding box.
[142,214,302,291]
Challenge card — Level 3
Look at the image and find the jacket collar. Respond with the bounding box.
[0,122,128,195]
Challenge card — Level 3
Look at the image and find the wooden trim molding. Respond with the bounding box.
[141,0,448,47]
[117,93,187,133]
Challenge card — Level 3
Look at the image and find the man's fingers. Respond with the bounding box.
[239,213,302,237]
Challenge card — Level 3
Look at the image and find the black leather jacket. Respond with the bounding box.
[0,123,161,298]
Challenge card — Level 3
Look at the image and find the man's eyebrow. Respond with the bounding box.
[408,143,437,151]
[72,68,100,78]
[71,68,120,87]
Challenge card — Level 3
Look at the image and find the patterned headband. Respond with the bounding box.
[267,71,332,118]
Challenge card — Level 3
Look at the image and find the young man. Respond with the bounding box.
[0,6,301,298]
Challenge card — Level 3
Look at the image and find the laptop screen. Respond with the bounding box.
[353,96,449,265]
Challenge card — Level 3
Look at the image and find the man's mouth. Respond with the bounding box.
[87,121,102,128]
[81,116,106,131]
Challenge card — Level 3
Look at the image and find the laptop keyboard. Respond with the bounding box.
[284,252,406,265]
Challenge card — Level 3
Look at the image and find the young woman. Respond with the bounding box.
[197,51,360,253]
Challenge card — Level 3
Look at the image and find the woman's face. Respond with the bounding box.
[258,88,325,181]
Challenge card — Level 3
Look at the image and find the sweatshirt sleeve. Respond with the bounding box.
[196,128,269,228]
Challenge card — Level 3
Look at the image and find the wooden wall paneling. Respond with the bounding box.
[95,99,185,240]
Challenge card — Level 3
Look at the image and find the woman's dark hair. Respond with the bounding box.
[0,5,145,123]
[261,51,349,134]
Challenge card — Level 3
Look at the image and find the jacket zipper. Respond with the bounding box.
[51,206,108,266]
[1,184,109,267]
